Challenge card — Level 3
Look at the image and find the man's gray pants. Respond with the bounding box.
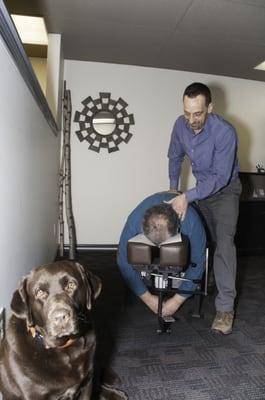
[198,178,242,312]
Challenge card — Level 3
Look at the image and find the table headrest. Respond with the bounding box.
[127,234,189,267]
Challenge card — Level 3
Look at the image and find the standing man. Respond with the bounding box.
[168,82,241,335]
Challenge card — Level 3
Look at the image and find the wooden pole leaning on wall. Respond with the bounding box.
[58,139,64,257]
[59,81,76,260]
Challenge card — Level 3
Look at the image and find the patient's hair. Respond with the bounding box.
[142,203,180,245]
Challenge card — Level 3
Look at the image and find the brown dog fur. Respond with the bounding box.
[0,260,128,400]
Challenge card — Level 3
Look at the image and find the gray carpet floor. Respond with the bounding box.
[72,252,265,400]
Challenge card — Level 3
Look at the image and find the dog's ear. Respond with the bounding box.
[75,262,102,310]
[11,276,33,326]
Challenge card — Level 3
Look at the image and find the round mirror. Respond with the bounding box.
[74,92,135,153]
[92,111,116,135]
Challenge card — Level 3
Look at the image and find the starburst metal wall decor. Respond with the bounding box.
[74,92,135,153]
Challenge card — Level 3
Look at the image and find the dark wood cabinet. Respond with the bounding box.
[235,172,265,255]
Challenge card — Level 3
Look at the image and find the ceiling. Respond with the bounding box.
[5,0,265,82]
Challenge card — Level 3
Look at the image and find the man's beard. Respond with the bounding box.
[186,119,205,132]
[190,122,203,131]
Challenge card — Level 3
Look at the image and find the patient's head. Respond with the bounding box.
[142,203,180,245]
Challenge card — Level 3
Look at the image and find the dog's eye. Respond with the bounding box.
[35,289,47,299]
[65,281,77,294]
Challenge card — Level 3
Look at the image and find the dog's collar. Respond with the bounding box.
[28,326,76,349]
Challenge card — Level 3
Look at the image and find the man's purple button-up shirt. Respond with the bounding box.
[168,113,240,203]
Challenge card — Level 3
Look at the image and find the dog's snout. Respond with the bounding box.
[47,305,74,335]
[52,308,71,326]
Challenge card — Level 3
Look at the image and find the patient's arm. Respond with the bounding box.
[140,291,159,314]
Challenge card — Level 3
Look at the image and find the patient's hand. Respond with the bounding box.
[162,294,186,317]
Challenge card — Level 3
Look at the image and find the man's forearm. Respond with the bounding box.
[168,156,182,191]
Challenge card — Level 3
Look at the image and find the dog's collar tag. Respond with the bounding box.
[28,326,38,338]
[28,326,43,339]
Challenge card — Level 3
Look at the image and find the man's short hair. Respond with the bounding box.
[183,82,212,106]
[142,203,180,245]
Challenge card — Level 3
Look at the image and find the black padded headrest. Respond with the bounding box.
[127,234,189,267]
[127,242,152,265]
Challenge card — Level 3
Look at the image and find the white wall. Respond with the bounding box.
[0,37,61,314]
[64,60,265,245]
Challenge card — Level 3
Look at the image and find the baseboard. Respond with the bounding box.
[63,244,118,251]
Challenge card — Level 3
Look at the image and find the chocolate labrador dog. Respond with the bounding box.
[0,260,128,399]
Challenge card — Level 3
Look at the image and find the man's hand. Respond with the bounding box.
[165,193,188,221]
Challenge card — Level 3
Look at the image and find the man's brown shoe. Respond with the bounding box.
[211,311,234,335]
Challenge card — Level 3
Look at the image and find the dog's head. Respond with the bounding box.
[10,261,101,348]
